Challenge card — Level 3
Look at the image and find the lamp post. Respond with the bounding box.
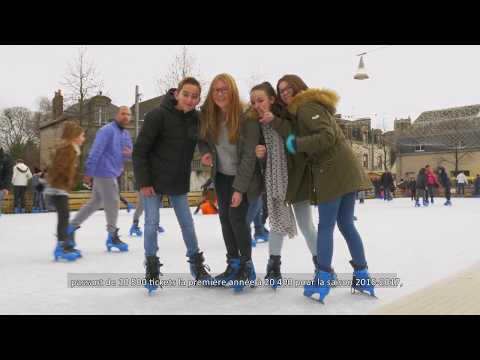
[134,85,142,138]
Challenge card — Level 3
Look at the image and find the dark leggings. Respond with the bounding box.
[14,186,27,209]
[444,186,451,201]
[427,185,435,202]
[215,172,252,263]
[50,195,70,242]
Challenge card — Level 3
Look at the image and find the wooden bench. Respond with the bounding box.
[1,191,204,214]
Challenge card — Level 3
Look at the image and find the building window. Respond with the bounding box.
[415,144,425,152]
[377,155,383,169]
[96,106,110,126]
[363,154,369,168]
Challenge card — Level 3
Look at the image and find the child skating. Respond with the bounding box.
[44,121,85,262]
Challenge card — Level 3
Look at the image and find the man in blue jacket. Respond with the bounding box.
[68,106,133,253]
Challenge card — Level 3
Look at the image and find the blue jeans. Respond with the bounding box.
[33,190,46,210]
[246,196,264,234]
[316,192,367,272]
[143,193,199,258]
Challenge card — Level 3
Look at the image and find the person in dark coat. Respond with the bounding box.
[133,77,212,289]
[381,171,394,201]
[474,174,480,197]
[407,177,417,201]
[0,147,13,215]
[437,166,452,206]
[415,168,428,207]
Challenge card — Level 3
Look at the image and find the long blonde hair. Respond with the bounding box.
[200,73,243,144]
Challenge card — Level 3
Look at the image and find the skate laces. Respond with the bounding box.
[144,260,163,277]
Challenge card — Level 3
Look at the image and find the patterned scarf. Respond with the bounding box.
[262,122,297,238]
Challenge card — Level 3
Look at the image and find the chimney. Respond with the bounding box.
[52,90,64,120]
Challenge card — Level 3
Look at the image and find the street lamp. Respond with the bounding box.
[354,46,392,80]
[354,54,369,80]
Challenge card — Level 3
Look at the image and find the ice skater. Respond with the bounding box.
[199,73,262,292]
[271,74,375,303]
[437,166,452,206]
[12,159,32,213]
[425,165,439,204]
[408,177,417,201]
[0,147,12,217]
[31,168,47,213]
[133,77,213,293]
[117,174,134,213]
[456,172,468,196]
[44,121,85,261]
[381,171,394,202]
[68,106,133,254]
[415,168,429,207]
[249,81,305,289]
[129,188,165,237]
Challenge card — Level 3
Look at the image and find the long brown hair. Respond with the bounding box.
[61,121,84,143]
[276,74,309,106]
[200,73,243,144]
[250,82,287,119]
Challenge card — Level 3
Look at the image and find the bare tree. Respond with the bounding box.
[0,107,37,148]
[156,46,206,95]
[62,46,104,129]
[37,96,52,115]
[61,46,104,186]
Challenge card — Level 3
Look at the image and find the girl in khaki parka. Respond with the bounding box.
[264,74,375,303]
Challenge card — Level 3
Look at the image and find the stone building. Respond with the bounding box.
[393,105,480,180]
[39,91,211,192]
[336,115,392,173]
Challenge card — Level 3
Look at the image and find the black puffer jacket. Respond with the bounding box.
[437,166,451,188]
[381,172,394,189]
[0,148,13,190]
[132,89,199,195]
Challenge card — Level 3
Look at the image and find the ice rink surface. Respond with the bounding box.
[1,197,479,314]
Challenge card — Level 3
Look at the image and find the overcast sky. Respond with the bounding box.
[1,45,480,130]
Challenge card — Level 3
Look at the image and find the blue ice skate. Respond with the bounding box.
[129,223,143,237]
[126,203,134,213]
[54,242,80,262]
[106,229,129,252]
[303,270,335,304]
[144,256,162,294]
[233,260,256,293]
[214,258,241,287]
[351,269,376,297]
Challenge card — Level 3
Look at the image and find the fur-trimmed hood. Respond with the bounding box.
[288,88,340,115]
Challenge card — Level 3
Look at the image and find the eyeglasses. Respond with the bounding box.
[213,87,229,95]
[279,85,293,96]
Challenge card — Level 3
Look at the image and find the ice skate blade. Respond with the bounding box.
[303,292,325,304]
[106,245,129,252]
[352,289,378,299]
[145,284,158,295]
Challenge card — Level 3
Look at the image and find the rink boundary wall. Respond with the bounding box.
[0,191,204,214]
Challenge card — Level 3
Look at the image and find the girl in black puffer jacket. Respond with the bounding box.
[437,166,452,206]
